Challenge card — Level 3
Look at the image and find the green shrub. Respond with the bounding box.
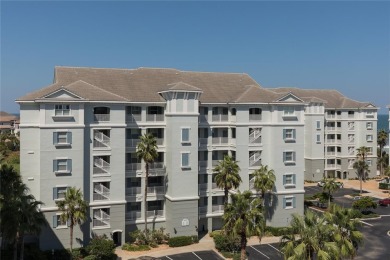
[221,251,241,260]
[209,230,222,237]
[264,226,293,236]
[213,233,240,252]
[85,235,117,260]
[122,244,151,251]
[379,183,390,190]
[83,255,97,260]
[129,228,169,246]
[168,236,194,247]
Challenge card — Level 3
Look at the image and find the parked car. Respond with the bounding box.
[378,198,390,206]
[352,196,362,201]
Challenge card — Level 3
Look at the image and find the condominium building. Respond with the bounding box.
[17,66,377,250]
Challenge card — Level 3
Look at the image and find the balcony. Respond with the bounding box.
[249,152,262,167]
[94,114,110,122]
[212,183,223,191]
[249,114,262,121]
[93,183,110,201]
[126,114,142,123]
[146,210,164,219]
[93,132,110,149]
[212,160,220,167]
[199,160,208,169]
[212,114,228,122]
[126,211,142,221]
[149,162,166,176]
[126,187,141,196]
[126,163,142,172]
[93,158,110,175]
[249,129,261,144]
[126,139,140,148]
[199,184,208,194]
[212,137,229,145]
[147,186,165,196]
[199,138,208,148]
[199,115,208,123]
[146,114,164,122]
[212,205,224,214]
[93,209,110,228]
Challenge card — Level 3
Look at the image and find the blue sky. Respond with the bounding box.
[1,1,389,113]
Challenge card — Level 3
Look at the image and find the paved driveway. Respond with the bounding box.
[246,243,284,260]
[163,251,224,260]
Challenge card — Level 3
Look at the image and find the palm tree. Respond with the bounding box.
[325,204,363,259]
[356,146,370,163]
[0,165,46,260]
[55,187,88,252]
[322,178,340,206]
[253,165,276,201]
[280,211,339,260]
[213,155,242,206]
[353,160,370,195]
[378,130,388,177]
[136,133,158,234]
[223,190,265,260]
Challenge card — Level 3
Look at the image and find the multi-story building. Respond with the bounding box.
[17,66,376,250]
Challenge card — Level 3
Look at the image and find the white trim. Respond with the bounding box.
[165,195,200,201]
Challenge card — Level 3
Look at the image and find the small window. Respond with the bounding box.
[366,122,373,130]
[283,151,296,164]
[283,174,296,187]
[366,135,373,142]
[366,111,374,118]
[181,128,190,143]
[367,160,372,166]
[53,132,72,146]
[53,186,68,200]
[54,104,70,116]
[181,152,190,168]
[316,120,321,130]
[283,129,296,141]
[284,197,295,209]
[53,159,72,173]
[52,215,68,228]
[283,107,295,116]
[367,147,373,155]
[316,134,321,143]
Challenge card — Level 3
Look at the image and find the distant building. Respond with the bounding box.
[17,66,378,250]
[0,111,19,134]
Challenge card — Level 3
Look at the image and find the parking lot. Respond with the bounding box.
[163,251,224,260]
[247,243,283,260]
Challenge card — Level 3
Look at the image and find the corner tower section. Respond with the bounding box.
[159,82,202,237]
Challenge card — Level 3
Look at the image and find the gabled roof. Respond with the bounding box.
[166,82,202,92]
[0,111,18,122]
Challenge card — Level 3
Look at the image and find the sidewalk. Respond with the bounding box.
[115,234,282,259]
[341,179,389,199]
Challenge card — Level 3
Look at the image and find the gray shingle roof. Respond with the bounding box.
[17,66,376,108]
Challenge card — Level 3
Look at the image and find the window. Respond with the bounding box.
[316,120,321,130]
[53,132,72,146]
[283,196,296,209]
[283,174,296,187]
[53,159,72,173]
[283,107,295,116]
[54,104,70,116]
[53,186,68,200]
[366,135,373,142]
[52,215,67,228]
[367,147,373,155]
[366,122,373,130]
[367,160,372,166]
[181,128,190,143]
[181,152,190,168]
[316,134,321,143]
[348,111,355,118]
[283,129,296,141]
[283,151,296,164]
[366,111,374,118]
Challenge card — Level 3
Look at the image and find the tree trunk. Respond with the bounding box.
[328,191,331,206]
[359,173,363,195]
[13,232,18,260]
[240,232,247,260]
[224,188,229,207]
[19,235,24,260]
[144,163,149,235]
[70,223,74,253]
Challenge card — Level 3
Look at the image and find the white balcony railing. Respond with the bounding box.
[94,132,110,148]
[147,210,164,218]
[212,160,220,167]
[126,211,142,221]
[155,138,164,146]
[126,187,141,196]
[249,114,262,121]
[126,114,142,123]
[212,137,229,145]
[126,163,142,171]
[146,114,164,122]
[93,183,110,201]
[249,129,262,143]
[326,152,336,156]
[212,183,223,190]
[212,205,224,213]
[147,186,165,195]
[212,114,228,122]
[94,114,110,122]
[249,152,262,167]
[93,158,110,174]
[93,219,109,227]
[126,139,140,147]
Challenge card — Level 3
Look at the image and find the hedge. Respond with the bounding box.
[122,244,151,251]
[213,233,240,252]
[265,226,293,236]
[168,236,197,247]
[379,183,390,190]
